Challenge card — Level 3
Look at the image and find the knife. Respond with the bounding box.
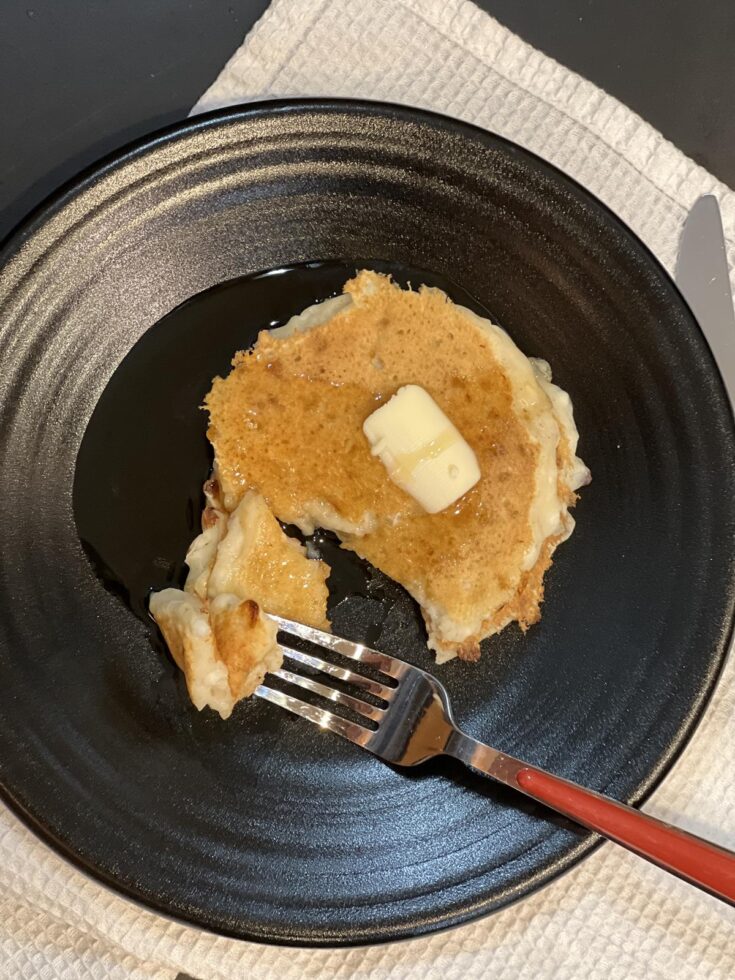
[676,194,735,401]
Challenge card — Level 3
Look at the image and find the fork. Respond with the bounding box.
[257,616,735,904]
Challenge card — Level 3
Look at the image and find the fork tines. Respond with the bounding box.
[255,615,401,742]
[268,615,403,678]
[272,656,386,722]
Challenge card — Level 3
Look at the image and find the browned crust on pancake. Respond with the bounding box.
[209,598,275,699]
[202,507,220,529]
[456,641,482,662]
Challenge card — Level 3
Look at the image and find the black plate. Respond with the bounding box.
[1,100,734,947]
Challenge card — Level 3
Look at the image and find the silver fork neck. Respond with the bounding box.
[446,730,526,790]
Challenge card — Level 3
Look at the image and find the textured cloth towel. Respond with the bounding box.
[2,1,734,977]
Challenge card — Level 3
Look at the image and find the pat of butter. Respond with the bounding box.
[363,384,481,513]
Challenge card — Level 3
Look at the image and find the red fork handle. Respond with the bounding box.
[446,735,735,904]
[517,767,735,903]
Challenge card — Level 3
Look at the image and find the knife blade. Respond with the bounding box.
[676,194,735,400]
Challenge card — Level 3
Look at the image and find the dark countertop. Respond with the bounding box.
[1,1,733,242]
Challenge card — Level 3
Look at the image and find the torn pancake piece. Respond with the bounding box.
[208,489,330,630]
[208,594,281,707]
[149,588,278,720]
[150,490,330,717]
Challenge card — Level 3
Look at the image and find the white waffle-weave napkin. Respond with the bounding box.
[3,1,735,977]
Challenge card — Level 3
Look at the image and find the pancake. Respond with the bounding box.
[206,488,330,630]
[205,271,589,663]
[149,588,279,719]
[149,489,330,717]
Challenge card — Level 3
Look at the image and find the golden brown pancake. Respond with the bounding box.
[148,588,279,720]
[207,488,330,630]
[149,489,331,717]
[205,271,588,662]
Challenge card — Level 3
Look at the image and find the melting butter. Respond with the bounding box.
[363,385,481,514]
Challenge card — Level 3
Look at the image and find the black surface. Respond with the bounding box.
[0,100,734,945]
[1,1,734,244]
